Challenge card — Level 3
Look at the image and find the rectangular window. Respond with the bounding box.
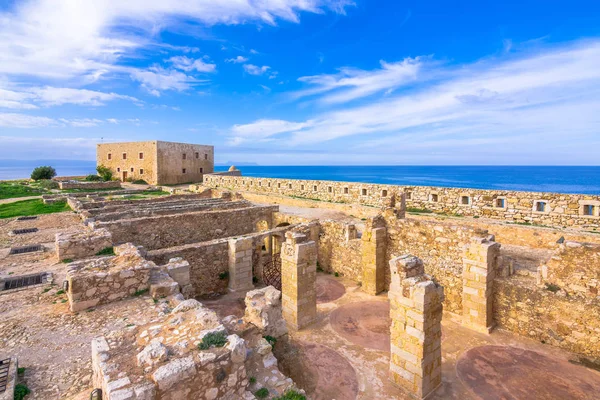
[182,153,186,160]
[496,198,505,208]
[195,152,199,159]
[199,168,203,173]
[139,152,144,159]
[107,153,112,160]
[536,201,546,212]
[361,188,367,196]
[182,168,186,174]
[288,183,292,189]
[344,187,349,194]
[204,154,208,160]
[583,205,595,216]
[461,196,470,205]
[313,185,318,192]
[430,194,439,202]
[278,183,281,188]
[140,169,144,175]
[122,153,127,160]
[268,182,271,187]
[406,191,412,200]
[130,167,134,172]
[259,181,262,186]
[381,190,388,197]
[301,184,305,190]
[328,186,333,193]
[117,167,120,172]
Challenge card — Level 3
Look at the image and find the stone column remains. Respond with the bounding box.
[281,231,317,330]
[362,216,387,295]
[227,237,255,292]
[462,236,501,334]
[388,255,444,399]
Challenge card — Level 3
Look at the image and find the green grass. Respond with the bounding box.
[249,376,257,384]
[406,207,433,214]
[264,335,277,347]
[198,332,228,350]
[61,187,125,193]
[95,247,115,256]
[0,181,47,199]
[61,259,73,263]
[274,390,307,400]
[545,283,561,293]
[14,383,31,400]
[133,288,149,297]
[0,199,70,219]
[254,388,269,399]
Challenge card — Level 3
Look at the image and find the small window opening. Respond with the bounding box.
[536,201,546,212]
[361,188,367,196]
[381,190,388,197]
[461,196,470,205]
[313,185,318,192]
[182,153,187,160]
[204,154,208,160]
[328,186,333,193]
[182,168,186,174]
[130,167,134,172]
[195,152,199,159]
[301,184,305,190]
[140,169,144,175]
[288,183,292,189]
[278,183,281,188]
[200,168,203,173]
[583,205,595,216]
[406,191,412,200]
[430,194,439,202]
[107,153,112,160]
[122,153,127,160]
[259,181,262,186]
[117,167,121,172]
[344,187,349,194]
[268,182,271,187]
[139,152,144,159]
[496,198,505,208]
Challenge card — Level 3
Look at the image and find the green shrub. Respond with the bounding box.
[255,388,269,399]
[38,179,59,190]
[406,207,433,214]
[31,166,56,180]
[198,332,228,350]
[96,247,115,256]
[249,376,257,384]
[133,288,149,296]
[17,367,26,374]
[14,383,30,400]
[334,272,340,277]
[96,165,113,181]
[274,390,306,400]
[85,174,103,181]
[545,283,561,293]
[55,290,65,295]
[264,335,277,347]
[219,271,229,280]
[61,259,73,264]
[132,179,148,185]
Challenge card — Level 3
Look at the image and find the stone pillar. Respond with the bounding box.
[228,237,254,292]
[388,255,444,399]
[281,232,317,330]
[462,236,501,334]
[362,217,387,295]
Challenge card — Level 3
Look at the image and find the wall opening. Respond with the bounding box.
[381,189,388,197]
[406,191,412,200]
[496,198,505,208]
[139,152,144,159]
[344,187,349,194]
[107,153,112,160]
[361,188,367,196]
[535,201,547,212]
[195,152,199,159]
[461,196,470,205]
[140,169,144,175]
[430,194,439,202]
[182,168,186,174]
[288,183,292,189]
[122,153,127,160]
[583,204,596,216]
[313,185,318,192]
[182,153,187,160]
[278,183,281,188]
[328,186,333,193]
[301,184,305,190]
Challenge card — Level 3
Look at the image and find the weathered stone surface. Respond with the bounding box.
[226,335,247,364]
[152,356,196,390]
[55,228,113,261]
[137,339,169,367]
[243,286,288,338]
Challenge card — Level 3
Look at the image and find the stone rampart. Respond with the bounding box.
[91,205,279,250]
[204,175,600,228]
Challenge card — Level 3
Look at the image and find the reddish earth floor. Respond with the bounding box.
[316,275,346,304]
[457,345,600,400]
[200,295,246,319]
[276,340,359,400]
[329,300,390,352]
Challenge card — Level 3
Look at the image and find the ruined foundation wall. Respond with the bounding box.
[57,180,122,190]
[147,240,230,296]
[94,206,278,250]
[204,175,600,228]
[317,221,362,281]
[545,243,600,298]
[494,279,600,358]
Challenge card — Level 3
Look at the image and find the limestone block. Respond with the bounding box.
[172,299,203,313]
[166,257,192,287]
[226,335,247,363]
[152,356,196,391]
[243,286,288,338]
[137,339,169,367]
[55,228,113,261]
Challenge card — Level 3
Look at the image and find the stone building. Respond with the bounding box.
[97,140,214,185]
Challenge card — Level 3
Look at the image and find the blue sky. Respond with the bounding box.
[1,0,599,165]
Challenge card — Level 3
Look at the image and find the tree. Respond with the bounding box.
[30,166,57,180]
[96,165,113,181]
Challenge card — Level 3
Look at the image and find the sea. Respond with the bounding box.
[1,160,599,195]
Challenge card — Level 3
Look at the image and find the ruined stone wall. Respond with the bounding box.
[545,242,600,298]
[317,221,362,281]
[494,279,600,358]
[204,175,600,228]
[57,180,122,190]
[93,205,278,250]
[147,240,230,296]
[55,228,113,261]
[385,217,484,314]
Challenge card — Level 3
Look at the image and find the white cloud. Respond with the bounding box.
[0,136,98,159]
[0,86,139,109]
[130,66,205,96]
[229,40,600,164]
[243,64,271,76]
[168,56,216,73]
[293,57,424,104]
[0,113,145,129]
[226,56,249,63]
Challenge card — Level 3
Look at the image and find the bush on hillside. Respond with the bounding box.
[38,179,59,190]
[85,174,103,181]
[31,166,56,181]
[96,165,113,181]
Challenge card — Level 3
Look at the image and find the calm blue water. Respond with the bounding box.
[1,161,599,195]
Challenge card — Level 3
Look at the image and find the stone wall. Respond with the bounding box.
[147,240,230,297]
[316,221,362,281]
[545,242,600,298]
[57,180,122,190]
[55,228,113,261]
[66,244,155,311]
[204,175,600,228]
[92,205,278,250]
[494,279,600,359]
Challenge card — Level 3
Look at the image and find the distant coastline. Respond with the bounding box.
[1,161,599,195]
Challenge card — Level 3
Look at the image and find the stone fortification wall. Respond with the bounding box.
[204,175,600,228]
[91,205,278,250]
[147,240,230,296]
[57,180,122,190]
[545,242,600,298]
[494,279,600,358]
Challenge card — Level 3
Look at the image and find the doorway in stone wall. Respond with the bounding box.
[262,234,283,290]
